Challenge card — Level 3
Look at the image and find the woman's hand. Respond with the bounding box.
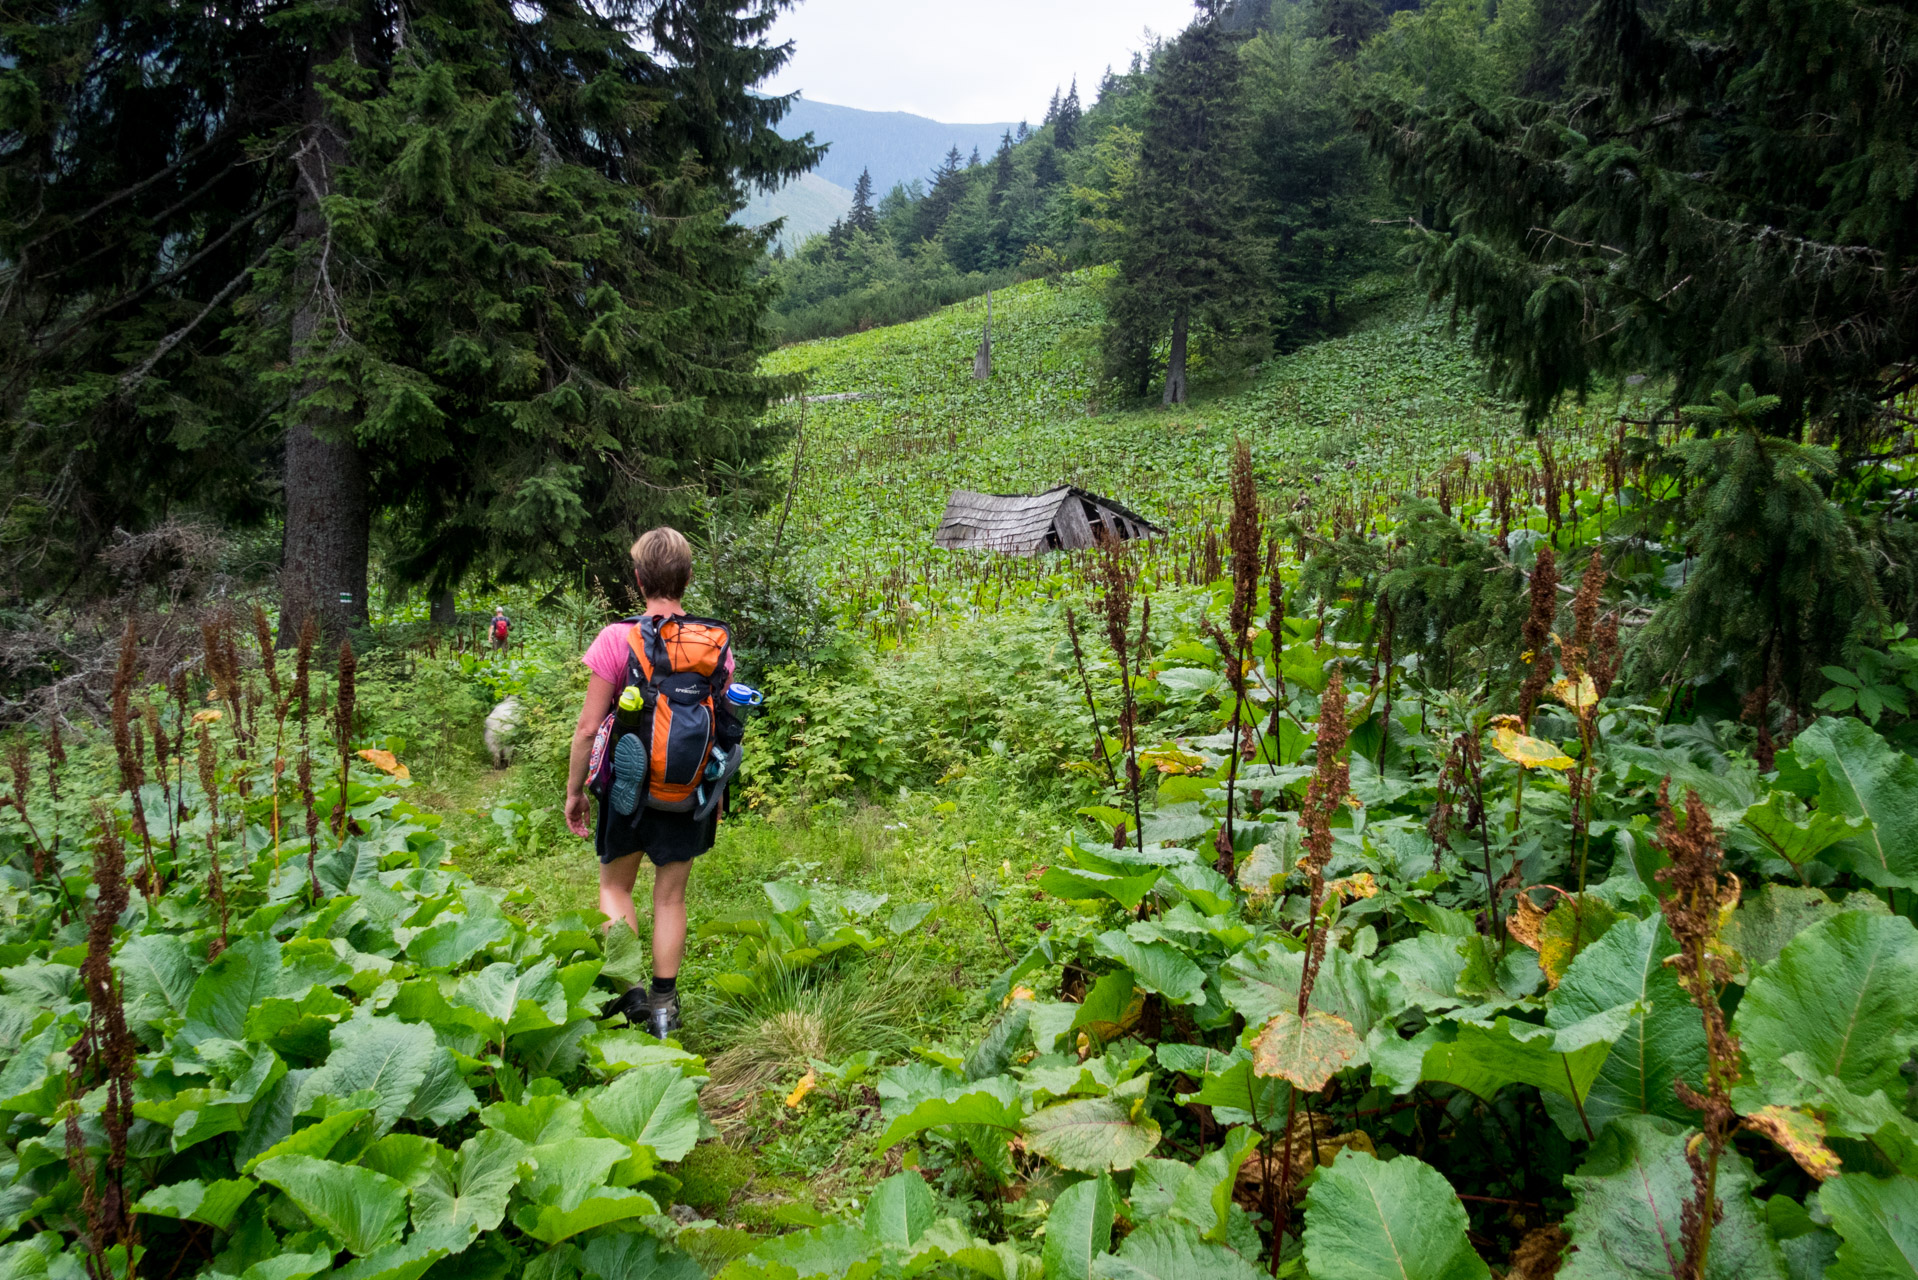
[565,789,592,838]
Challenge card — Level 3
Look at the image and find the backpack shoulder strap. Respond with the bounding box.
[625,618,660,684]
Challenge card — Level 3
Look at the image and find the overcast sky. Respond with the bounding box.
[760,0,1200,123]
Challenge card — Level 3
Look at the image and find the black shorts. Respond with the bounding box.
[594,795,718,867]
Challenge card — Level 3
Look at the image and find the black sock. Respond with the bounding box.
[650,975,677,997]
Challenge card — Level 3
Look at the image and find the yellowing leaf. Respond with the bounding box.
[192,709,223,725]
[356,748,410,780]
[1250,1010,1364,1092]
[1550,674,1600,713]
[785,1069,816,1109]
[1507,890,1549,952]
[1008,986,1037,1006]
[1327,872,1378,901]
[1537,894,1622,988]
[1139,744,1209,775]
[1491,726,1574,771]
[1744,1106,1842,1181]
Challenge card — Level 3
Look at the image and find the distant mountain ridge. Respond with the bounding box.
[777,96,1019,196]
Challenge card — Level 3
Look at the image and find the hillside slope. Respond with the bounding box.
[760,272,1609,619]
[739,172,855,252]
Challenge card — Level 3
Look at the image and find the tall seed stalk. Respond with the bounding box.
[1654,781,1740,1280]
[1213,439,1261,874]
[67,806,137,1279]
[109,621,157,898]
[1269,668,1350,1266]
[292,619,319,893]
[1099,537,1145,854]
[198,723,229,955]
[333,638,356,840]
[1063,607,1118,786]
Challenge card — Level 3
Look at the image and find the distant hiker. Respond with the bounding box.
[564,527,744,1039]
[491,607,510,652]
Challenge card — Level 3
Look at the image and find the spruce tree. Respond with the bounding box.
[1353,0,1918,445]
[1105,1,1266,404]
[1056,77,1083,149]
[1044,87,1062,126]
[914,146,969,242]
[0,0,815,626]
[848,168,879,234]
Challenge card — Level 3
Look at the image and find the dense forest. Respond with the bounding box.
[4,0,1918,1278]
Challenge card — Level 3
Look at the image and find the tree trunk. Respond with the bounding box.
[1163,305,1189,405]
[429,588,456,629]
[973,289,993,380]
[278,29,367,646]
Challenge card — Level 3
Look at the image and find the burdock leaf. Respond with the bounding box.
[1302,1149,1489,1280]
[1419,1014,1622,1109]
[1741,794,1872,868]
[1537,896,1622,988]
[1251,1010,1365,1092]
[1721,885,1887,978]
[1090,1219,1263,1280]
[864,1170,937,1250]
[1041,1174,1117,1280]
[255,1154,409,1256]
[1819,1172,1918,1280]
[1548,914,1707,1131]
[1560,1115,1786,1280]
[1734,912,1918,1100]
[295,1014,437,1133]
[1093,932,1204,1004]
[410,1129,527,1235]
[1786,717,1918,888]
[1020,1096,1161,1172]
[586,1064,703,1161]
[876,1077,1023,1149]
[1491,726,1574,771]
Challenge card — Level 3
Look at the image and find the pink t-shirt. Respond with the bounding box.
[582,618,734,688]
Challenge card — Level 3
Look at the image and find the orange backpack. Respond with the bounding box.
[621,614,732,812]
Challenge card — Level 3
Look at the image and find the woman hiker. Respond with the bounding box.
[564,527,743,1038]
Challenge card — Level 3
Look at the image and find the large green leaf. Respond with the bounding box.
[521,1135,631,1211]
[512,1188,659,1245]
[876,1077,1023,1148]
[1089,1219,1263,1280]
[1093,932,1204,1004]
[130,1177,255,1231]
[1042,1175,1117,1280]
[587,1065,703,1161]
[1735,912,1918,1100]
[411,1130,527,1234]
[1740,793,1872,871]
[1547,914,1706,1131]
[453,959,567,1039]
[1302,1149,1489,1280]
[328,1224,476,1280]
[115,932,199,1028]
[1787,718,1918,888]
[1020,1093,1161,1172]
[1169,1127,1259,1242]
[181,934,282,1043]
[405,909,511,970]
[1723,885,1888,978]
[733,1222,883,1280]
[1419,1011,1626,1115]
[1820,1173,1918,1280]
[1560,1115,1786,1280]
[1220,941,1387,1035]
[1040,866,1164,912]
[295,1013,438,1132]
[864,1170,937,1250]
[255,1154,410,1256]
[582,1233,704,1280]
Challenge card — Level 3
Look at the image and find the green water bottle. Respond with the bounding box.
[616,686,644,730]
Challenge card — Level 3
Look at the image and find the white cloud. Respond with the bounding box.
[761,0,1197,122]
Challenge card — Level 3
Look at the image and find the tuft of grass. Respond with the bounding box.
[698,959,932,1127]
[675,1142,760,1216]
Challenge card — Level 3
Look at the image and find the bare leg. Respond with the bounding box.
[598,850,643,937]
[651,858,693,980]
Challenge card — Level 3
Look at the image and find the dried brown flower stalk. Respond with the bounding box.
[1517,545,1559,726]
[108,620,157,897]
[198,724,228,954]
[1063,608,1117,786]
[1654,782,1741,1280]
[68,807,137,1277]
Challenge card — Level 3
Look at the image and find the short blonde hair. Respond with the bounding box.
[631,527,694,599]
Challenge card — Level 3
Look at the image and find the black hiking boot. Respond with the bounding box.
[600,987,648,1023]
[644,990,682,1040]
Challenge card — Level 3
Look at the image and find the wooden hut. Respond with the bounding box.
[933,486,1163,554]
